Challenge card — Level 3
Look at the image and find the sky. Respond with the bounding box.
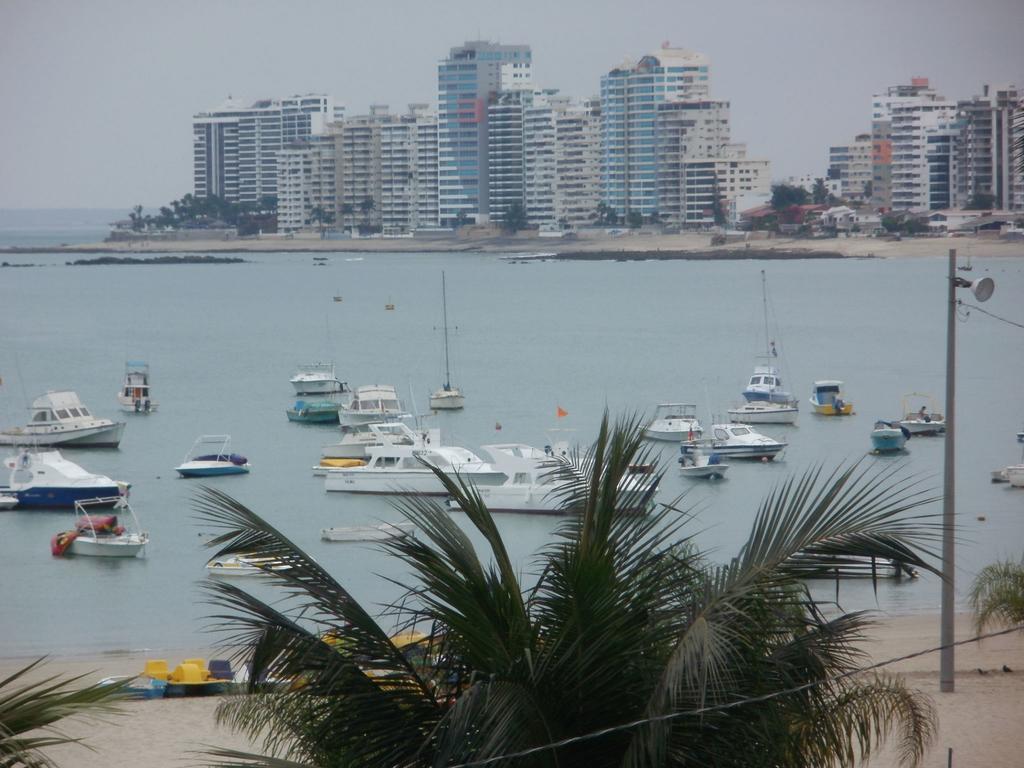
[0,0,1021,210]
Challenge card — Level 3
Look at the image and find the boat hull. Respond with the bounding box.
[1007,466,1024,488]
[811,401,854,416]
[679,464,729,479]
[68,536,147,558]
[291,379,345,395]
[429,391,465,410]
[727,404,798,425]
[742,390,794,404]
[898,418,945,436]
[0,422,125,448]
[321,523,415,542]
[286,408,341,424]
[117,397,159,413]
[870,430,907,453]
[3,486,122,508]
[680,442,784,460]
[176,463,250,478]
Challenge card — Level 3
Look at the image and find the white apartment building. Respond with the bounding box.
[276,134,337,234]
[676,152,771,227]
[486,91,529,224]
[828,134,873,201]
[553,98,602,228]
[193,94,336,206]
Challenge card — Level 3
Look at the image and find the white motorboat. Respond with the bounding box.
[727,400,799,425]
[1006,466,1024,488]
[0,449,123,508]
[678,449,729,479]
[0,494,17,509]
[429,272,465,410]
[785,554,919,580]
[339,385,410,425]
[449,443,658,514]
[316,422,420,474]
[0,391,125,448]
[870,421,909,454]
[323,424,505,495]
[117,361,158,413]
[643,403,703,441]
[175,435,250,478]
[51,496,148,558]
[320,521,416,542]
[206,554,291,577]
[290,363,348,395]
[680,424,786,460]
[897,393,945,436]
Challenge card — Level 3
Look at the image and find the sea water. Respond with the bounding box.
[0,246,1021,656]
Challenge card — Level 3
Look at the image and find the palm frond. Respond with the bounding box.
[968,557,1024,633]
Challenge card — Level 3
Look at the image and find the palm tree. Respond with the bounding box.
[198,413,940,768]
[969,556,1024,634]
[0,658,126,767]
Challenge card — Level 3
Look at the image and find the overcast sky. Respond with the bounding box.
[1,0,1020,210]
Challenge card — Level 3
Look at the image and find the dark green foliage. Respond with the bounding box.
[771,184,809,210]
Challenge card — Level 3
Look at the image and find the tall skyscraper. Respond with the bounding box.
[276,133,337,233]
[552,98,602,228]
[600,46,711,217]
[437,41,532,226]
[956,83,1020,210]
[193,94,336,205]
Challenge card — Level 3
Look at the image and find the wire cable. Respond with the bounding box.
[958,300,1024,330]
[446,623,1024,768]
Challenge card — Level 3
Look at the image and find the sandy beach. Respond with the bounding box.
[2,231,1021,260]
[5,612,1021,768]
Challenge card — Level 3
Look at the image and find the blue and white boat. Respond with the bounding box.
[0,449,123,508]
[742,365,794,405]
[870,421,909,454]
[286,399,342,424]
[175,435,250,478]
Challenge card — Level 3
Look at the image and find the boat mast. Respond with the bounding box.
[761,269,770,357]
[441,272,451,389]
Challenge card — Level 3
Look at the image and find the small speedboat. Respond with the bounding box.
[727,400,798,425]
[175,435,250,478]
[1,449,124,508]
[0,494,18,509]
[290,363,348,395]
[643,403,703,441]
[0,391,125,448]
[51,496,148,558]
[680,424,786,460]
[897,393,945,436]
[321,521,416,542]
[286,399,342,424]
[678,449,728,479]
[870,421,910,454]
[117,361,158,413]
[206,554,290,577]
[810,380,854,416]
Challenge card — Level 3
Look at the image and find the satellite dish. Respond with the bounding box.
[970,277,995,303]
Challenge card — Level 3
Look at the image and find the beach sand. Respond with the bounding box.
[4,612,1021,767]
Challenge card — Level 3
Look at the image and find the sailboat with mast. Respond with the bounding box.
[727,270,798,425]
[429,272,465,410]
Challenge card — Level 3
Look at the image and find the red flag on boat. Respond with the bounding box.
[556,406,568,418]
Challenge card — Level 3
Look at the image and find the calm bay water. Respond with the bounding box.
[0,246,1022,657]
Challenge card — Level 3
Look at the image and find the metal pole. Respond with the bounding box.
[940,248,956,693]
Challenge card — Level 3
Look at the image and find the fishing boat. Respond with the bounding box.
[449,443,658,514]
[809,381,854,416]
[286,399,342,424]
[0,449,123,508]
[897,394,945,436]
[339,385,409,425]
[323,424,505,495]
[740,271,797,407]
[51,496,148,558]
[726,400,799,425]
[678,449,729,480]
[0,391,125,448]
[289,362,348,395]
[429,272,465,410]
[175,435,250,478]
[643,403,703,441]
[116,361,158,413]
[680,424,786,460]
[321,521,416,542]
[870,421,910,454]
[319,421,417,465]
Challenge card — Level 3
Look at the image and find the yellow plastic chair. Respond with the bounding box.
[143,659,169,681]
[182,658,210,680]
[170,663,204,684]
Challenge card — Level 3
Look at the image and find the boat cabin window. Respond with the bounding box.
[714,428,728,440]
[731,427,751,435]
[55,409,70,419]
[32,410,52,422]
[513,472,531,484]
[79,407,90,416]
[382,399,399,411]
[765,377,775,386]
[751,377,762,385]
[67,408,81,417]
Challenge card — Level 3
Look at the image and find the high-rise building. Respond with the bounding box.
[828,134,873,201]
[956,84,1020,209]
[871,79,957,211]
[600,46,711,217]
[437,41,532,225]
[276,133,337,233]
[553,98,602,228]
[334,104,440,234]
[193,94,336,205]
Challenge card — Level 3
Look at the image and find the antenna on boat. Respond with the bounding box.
[761,269,771,358]
[441,271,452,391]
